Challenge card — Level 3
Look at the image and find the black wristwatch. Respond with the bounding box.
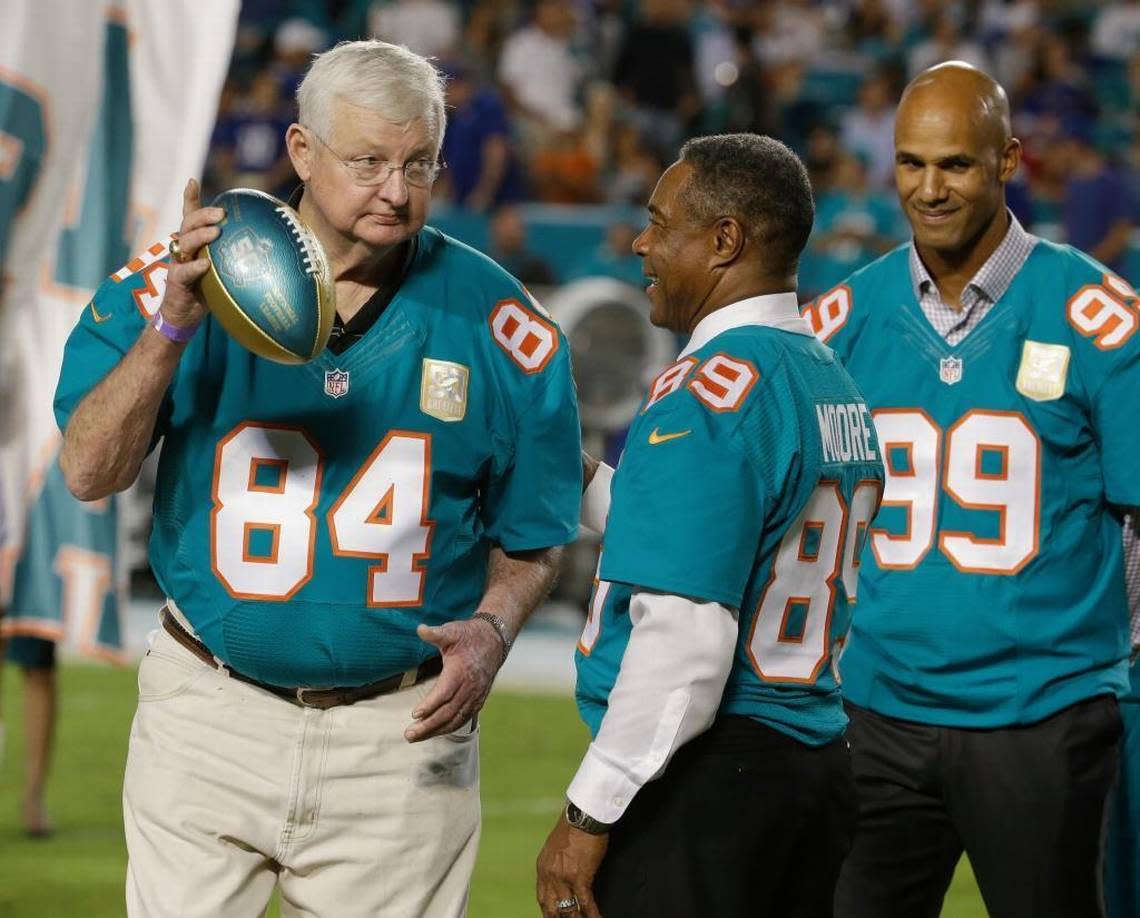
[565,800,612,835]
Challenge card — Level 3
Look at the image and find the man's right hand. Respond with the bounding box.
[157,179,225,329]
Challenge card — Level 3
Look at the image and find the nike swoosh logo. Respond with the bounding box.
[648,427,691,445]
[89,302,112,324]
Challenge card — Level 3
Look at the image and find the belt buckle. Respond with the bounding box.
[295,687,320,707]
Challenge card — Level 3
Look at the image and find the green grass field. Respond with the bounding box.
[0,665,987,917]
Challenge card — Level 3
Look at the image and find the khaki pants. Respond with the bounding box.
[124,623,480,917]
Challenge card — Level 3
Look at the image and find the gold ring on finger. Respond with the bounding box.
[169,237,193,264]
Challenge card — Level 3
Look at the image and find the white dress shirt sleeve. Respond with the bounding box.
[579,461,614,536]
[566,590,738,825]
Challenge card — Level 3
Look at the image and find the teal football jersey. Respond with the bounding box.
[576,320,885,746]
[805,241,1140,726]
[55,227,582,686]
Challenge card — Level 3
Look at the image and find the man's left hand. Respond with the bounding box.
[536,814,607,918]
[404,619,502,742]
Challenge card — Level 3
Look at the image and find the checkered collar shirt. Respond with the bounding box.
[1124,516,1140,654]
[909,211,1037,345]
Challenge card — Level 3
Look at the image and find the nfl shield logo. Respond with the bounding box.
[324,368,350,398]
[939,356,963,385]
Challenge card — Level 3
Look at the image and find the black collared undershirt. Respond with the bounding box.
[286,185,417,356]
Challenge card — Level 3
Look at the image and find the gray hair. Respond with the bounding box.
[297,40,447,152]
[679,133,815,272]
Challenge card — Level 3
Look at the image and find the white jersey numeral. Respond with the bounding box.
[748,480,881,682]
[211,423,434,604]
[489,299,559,373]
[1066,281,1137,350]
[869,409,941,569]
[802,284,853,343]
[870,409,1041,575]
[328,432,434,607]
[212,424,323,600]
[578,551,609,655]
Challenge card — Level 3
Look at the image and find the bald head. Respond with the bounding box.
[899,62,1012,150]
[892,61,1022,262]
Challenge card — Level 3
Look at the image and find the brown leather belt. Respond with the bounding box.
[161,608,442,709]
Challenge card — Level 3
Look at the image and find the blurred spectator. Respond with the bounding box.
[582,82,619,173]
[1058,122,1134,276]
[368,0,461,58]
[271,17,328,100]
[750,0,826,66]
[803,122,842,193]
[437,62,525,211]
[488,205,557,286]
[811,151,901,258]
[1090,0,1140,63]
[565,220,645,286]
[462,0,521,82]
[691,1,739,107]
[840,71,897,189]
[531,123,601,204]
[230,0,293,84]
[1020,34,1098,127]
[292,0,373,42]
[978,0,1040,42]
[497,0,584,151]
[985,8,1042,93]
[766,59,832,152]
[717,25,778,136]
[844,0,905,64]
[906,12,992,79]
[802,150,902,295]
[1129,133,1140,224]
[612,0,701,160]
[207,70,297,199]
[584,0,631,80]
[601,123,663,205]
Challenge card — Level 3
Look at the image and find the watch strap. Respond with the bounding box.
[565,800,612,835]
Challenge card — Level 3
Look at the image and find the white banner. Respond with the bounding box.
[0,0,238,648]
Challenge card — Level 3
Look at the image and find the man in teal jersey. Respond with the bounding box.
[1106,515,1140,918]
[536,134,884,918]
[804,63,1140,918]
[54,41,581,917]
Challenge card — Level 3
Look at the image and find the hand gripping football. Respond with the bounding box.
[199,188,335,364]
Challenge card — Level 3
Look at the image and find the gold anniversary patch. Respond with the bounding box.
[1015,340,1070,402]
[421,358,469,422]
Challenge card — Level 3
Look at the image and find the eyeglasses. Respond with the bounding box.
[304,126,444,188]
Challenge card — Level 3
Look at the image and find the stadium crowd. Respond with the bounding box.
[204,0,1139,296]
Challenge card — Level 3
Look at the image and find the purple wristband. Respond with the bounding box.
[152,311,200,343]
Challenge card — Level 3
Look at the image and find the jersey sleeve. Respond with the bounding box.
[480,342,583,551]
[53,275,171,444]
[802,281,856,362]
[1076,273,1140,507]
[600,399,766,609]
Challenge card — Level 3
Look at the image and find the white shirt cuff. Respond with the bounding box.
[567,744,645,826]
[579,461,614,535]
